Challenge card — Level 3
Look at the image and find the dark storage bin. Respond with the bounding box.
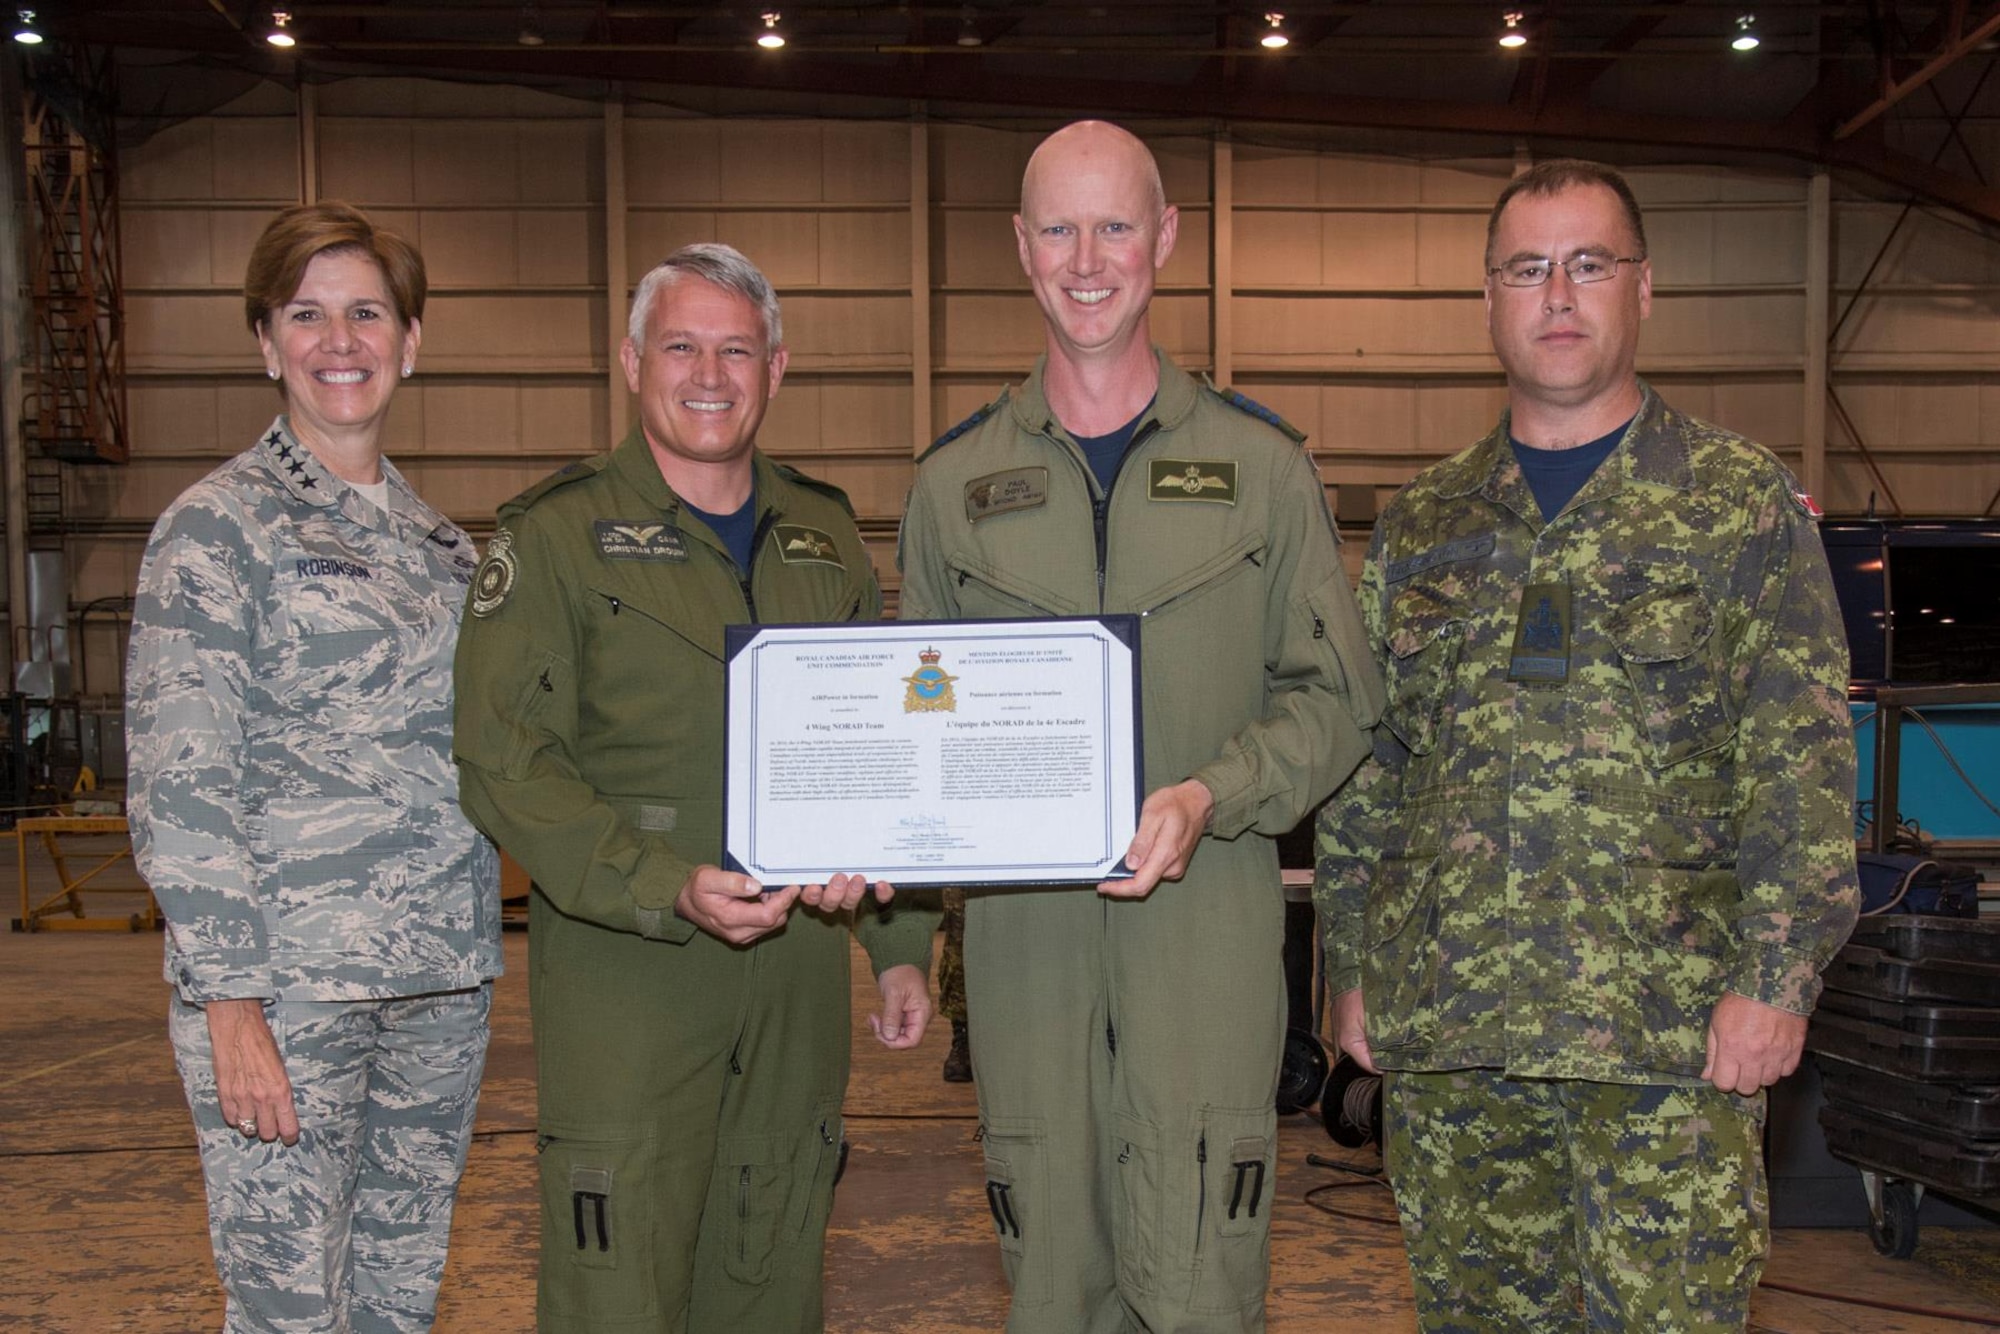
[1805,1006,2000,1082]
[1825,942,2000,1008]
[1849,915,2000,967]
[1815,1053,2000,1138]
[1818,1102,2000,1200]
[1818,989,2000,1040]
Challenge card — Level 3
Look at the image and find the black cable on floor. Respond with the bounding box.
[1300,1151,1400,1228]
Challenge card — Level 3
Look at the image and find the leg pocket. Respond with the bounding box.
[1190,1104,1276,1317]
[1112,1111,1163,1298]
[787,1099,844,1243]
[536,1134,660,1324]
[714,1131,789,1286]
[979,1116,1051,1310]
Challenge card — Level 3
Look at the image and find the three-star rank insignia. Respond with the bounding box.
[1148,459,1238,505]
[469,529,519,617]
[775,525,845,568]
[903,646,959,713]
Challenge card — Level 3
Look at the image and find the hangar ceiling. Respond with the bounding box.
[23,2,2000,225]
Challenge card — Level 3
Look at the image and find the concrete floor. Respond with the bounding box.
[4,851,2000,1332]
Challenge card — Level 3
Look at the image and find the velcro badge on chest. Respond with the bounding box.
[595,520,688,562]
[470,530,518,617]
[1507,581,1572,683]
[964,468,1048,523]
[1148,459,1238,504]
[775,525,845,568]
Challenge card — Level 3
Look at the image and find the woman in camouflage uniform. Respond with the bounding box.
[126,203,501,1333]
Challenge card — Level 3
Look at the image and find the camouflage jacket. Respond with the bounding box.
[127,419,503,1004]
[1316,385,1859,1084]
[900,350,1384,889]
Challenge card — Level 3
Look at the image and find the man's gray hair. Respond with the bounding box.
[627,242,784,349]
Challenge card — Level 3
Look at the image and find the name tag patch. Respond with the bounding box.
[1507,582,1572,683]
[1148,459,1238,504]
[774,525,845,568]
[964,468,1048,523]
[293,558,372,580]
[595,520,688,562]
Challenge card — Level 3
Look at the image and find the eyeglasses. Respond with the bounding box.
[1487,252,1645,288]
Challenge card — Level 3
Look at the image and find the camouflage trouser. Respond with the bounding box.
[1383,1070,1767,1334]
[169,986,492,1334]
[939,888,967,1024]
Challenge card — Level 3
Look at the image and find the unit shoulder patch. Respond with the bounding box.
[921,393,1008,462]
[1147,458,1238,505]
[469,529,519,617]
[1207,385,1307,444]
[774,524,846,568]
[964,467,1049,523]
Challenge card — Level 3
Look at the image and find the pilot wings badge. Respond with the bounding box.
[1147,459,1238,504]
[902,646,959,713]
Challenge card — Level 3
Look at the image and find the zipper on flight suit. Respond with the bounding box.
[736,510,780,622]
[1086,421,1160,610]
[1193,1133,1207,1256]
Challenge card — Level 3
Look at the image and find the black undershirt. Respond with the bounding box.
[684,490,758,573]
[1510,416,1631,521]
[1071,398,1156,493]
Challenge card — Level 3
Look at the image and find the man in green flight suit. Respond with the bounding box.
[453,243,935,1333]
[898,120,1384,1333]
[1316,160,1860,1332]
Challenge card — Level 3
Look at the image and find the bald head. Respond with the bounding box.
[1021,120,1166,219]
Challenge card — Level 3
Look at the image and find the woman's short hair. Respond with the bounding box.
[243,202,427,333]
[627,243,783,350]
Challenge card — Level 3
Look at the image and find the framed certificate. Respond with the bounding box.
[722,617,1143,887]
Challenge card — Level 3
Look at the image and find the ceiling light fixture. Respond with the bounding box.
[957,4,982,47]
[1260,13,1290,50]
[11,7,40,44]
[1499,12,1527,49]
[757,11,786,49]
[517,2,544,47]
[1731,14,1760,51]
[265,9,297,48]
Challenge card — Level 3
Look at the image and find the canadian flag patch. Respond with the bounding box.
[1790,487,1824,519]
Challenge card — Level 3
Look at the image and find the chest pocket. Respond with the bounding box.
[1380,587,1464,757]
[1605,580,1735,769]
[944,554,1076,619]
[270,569,409,735]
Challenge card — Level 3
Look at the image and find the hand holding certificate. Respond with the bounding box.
[723,617,1143,887]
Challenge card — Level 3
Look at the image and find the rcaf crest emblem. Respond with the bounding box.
[903,646,959,713]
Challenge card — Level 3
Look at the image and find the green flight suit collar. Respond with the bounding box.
[1433,381,1693,524]
[604,425,801,552]
[1005,346,1199,441]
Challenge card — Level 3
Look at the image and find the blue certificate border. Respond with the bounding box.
[721,615,1144,887]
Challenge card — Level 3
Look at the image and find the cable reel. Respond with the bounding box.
[1320,1056,1384,1149]
[1276,1027,1331,1115]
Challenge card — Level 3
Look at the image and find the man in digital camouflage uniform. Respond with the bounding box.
[899,120,1383,1334]
[1315,159,1859,1332]
[452,244,935,1333]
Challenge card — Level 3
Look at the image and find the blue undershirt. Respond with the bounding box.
[1510,416,1632,522]
[685,490,758,573]
[1071,399,1156,493]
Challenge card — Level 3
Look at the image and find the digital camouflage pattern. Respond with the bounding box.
[128,419,502,1004]
[899,350,1384,1332]
[170,988,491,1334]
[1383,1069,1766,1332]
[939,888,966,1023]
[1316,385,1859,1084]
